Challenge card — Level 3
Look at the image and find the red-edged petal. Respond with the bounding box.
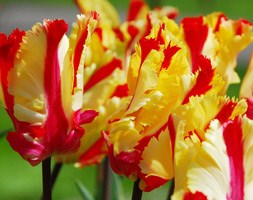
[84,58,122,91]
[160,42,180,71]
[215,101,237,124]
[223,118,245,200]
[74,12,99,90]
[43,19,69,149]
[235,19,253,36]
[139,25,163,65]
[181,16,208,72]
[214,13,227,32]
[127,0,147,22]
[183,55,214,104]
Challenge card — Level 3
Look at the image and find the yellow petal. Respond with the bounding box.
[140,128,173,181]
[8,23,47,124]
[173,120,230,199]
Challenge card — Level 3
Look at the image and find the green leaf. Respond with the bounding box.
[112,172,124,200]
[75,180,95,200]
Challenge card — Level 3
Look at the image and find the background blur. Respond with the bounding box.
[0,0,252,199]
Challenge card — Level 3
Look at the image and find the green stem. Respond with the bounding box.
[102,157,111,200]
[131,179,142,200]
[42,157,52,200]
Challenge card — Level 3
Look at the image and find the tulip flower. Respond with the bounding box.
[171,94,252,200]
[0,13,99,166]
[180,13,253,93]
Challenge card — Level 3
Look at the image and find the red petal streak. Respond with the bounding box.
[110,84,129,98]
[135,122,168,152]
[214,13,227,32]
[215,101,237,124]
[84,57,122,91]
[44,19,74,154]
[126,24,140,55]
[161,42,180,71]
[75,109,98,125]
[113,27,124,42]
[223,119,244,200]
[73,24,88,76]
[235,19,253,36]
[127,0,147,22]
[78,135,107,167]
[168,115,176,156]
[139,24,164,65]
[183,56,214,104]
[181,16,208,72]
[94,27,103,42]
[184,191,208,200]
[73,12,98,92]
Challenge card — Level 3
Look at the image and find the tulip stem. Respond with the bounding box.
[97,157,111,200]
[102,157,111,200]
[42,157,52,200]
[131,179,142,200]
[167,178,175,200]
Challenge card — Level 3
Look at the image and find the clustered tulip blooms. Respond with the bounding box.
[0,0,253,199]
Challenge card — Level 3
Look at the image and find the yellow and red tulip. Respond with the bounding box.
[0,13,99,166]
[180,13,253,93]
[172,94,252,200]
[104,19,200,191]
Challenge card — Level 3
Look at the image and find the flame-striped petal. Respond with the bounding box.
[0,14,99,166]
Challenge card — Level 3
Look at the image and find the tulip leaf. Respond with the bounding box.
[75,180,95,200]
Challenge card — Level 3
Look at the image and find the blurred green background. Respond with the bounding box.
[0,0,252,199]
